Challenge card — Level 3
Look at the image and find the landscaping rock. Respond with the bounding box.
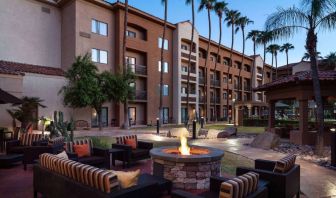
[250,132,280,149]
[167,127,189,137]
[206,129,223,139]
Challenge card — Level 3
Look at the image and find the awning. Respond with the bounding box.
[0,89,22,104]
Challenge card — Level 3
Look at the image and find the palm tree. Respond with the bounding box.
[256,31,273,83]
[324,52,336,70]
[266,45,275,80]
[198,0,216,121]
[267,44,280,79]
[280,43,295,76]
[159,0,168,125]
[185,0,195,124]
[224,9,240,121]
[212,1,228,121]
[265,0,336,155]
[236,16,254,101]
[246,30,260,100]
[122,0,129,129]
[302,51,322,61]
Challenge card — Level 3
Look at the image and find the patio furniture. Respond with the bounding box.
[108,148,126,169]
[33,153,159,198]
[0,154,23,168]
[75,120,90,130]
[172,175,269,198]
[0,129,13,152]
[112,135,153,167]
[64,138,109,168]
[6,133,45,154]
[139,173,172,195]
[237,157,300,198]
[23,137,66,170]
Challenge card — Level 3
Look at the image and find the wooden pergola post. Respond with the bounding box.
[268,100,276,131]
[299,99,308,138]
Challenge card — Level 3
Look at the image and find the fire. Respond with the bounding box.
[179,132,190,155]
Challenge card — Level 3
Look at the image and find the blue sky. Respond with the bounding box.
[107,0,336,66]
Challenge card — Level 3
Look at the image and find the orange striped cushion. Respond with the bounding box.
[273,154,296,173]
[219,172,259,198]
[116,135,137,147]
[20,133,43,146]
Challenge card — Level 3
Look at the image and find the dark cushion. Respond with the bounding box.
[78,156,105,165]
[131,149,149,158]
[8,146,30,154]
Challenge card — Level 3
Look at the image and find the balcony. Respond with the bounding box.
[210,97,220,104]
[128,64,147,76]
[199,77,205,85]
[234,84,241,90]
[244,86,251,91]
[132,90,147,101]
[210,80,220,87]
[199,96,205,103]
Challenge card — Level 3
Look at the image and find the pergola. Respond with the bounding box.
[256,71,336,145]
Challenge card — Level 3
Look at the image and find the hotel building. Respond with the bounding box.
[0,0,273,129]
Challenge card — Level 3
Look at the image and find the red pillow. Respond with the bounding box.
[73,144,90,157]
[125,139,137,149]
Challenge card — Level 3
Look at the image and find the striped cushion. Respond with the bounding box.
[39,153,119,193]
[48,136,65,146]
[219,172,259,198]
[273,154,296,173]
[115,135,137,147]
[64,138,93,154]
[19,133,43,146]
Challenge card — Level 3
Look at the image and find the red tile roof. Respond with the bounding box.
[0,60,64,76]
[255,70,336,91]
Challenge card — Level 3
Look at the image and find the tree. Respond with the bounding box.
[122,0,130,129]
[256,31,273,83]
[212,1,228,121]
[247,30,260,100]
[224,9,240,121]
[280,43,295,76]
[236,16,254,101]
[267,44,280,79]
[324,52,336,70]
[159,0,168,125]
[265,0,336,155]
[302,51,322,61]
[198,0,217,121]
[185,0,195,124]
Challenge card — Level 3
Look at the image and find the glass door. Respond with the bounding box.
[162,108,169,124]
[91,107,108,128]
[125,57,136,72]
[128,107,136,126]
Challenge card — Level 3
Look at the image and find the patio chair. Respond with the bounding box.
[172,173,269,198]
[64,138,109,168]
[236,155,300,198]
[112,135,153,167]
[6,133,45,154]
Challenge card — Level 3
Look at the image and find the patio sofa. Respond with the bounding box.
[33,153,159,198]
[112,135,153,167]
[237,156,300,198]
[6,133,45,154]
[172,173,269,198]
[64,138,109,168]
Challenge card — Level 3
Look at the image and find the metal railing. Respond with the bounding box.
[210,80,220,87]
[132,90,147,100]
[127,64,147,76]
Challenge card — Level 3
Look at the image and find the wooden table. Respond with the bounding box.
[0,131,13,152]
[0,154,23,167]
[108,148,125,169]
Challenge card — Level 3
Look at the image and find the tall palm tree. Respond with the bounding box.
[159,0,168,125]
[280,43,295,76]
[212,1,228,121]
[302,51,322,61]
[246,30,260,100]
[267,44,280,79]
[185,0,195,124]
[324,52,336,70]
[236,16,254,101]
[224,9,240,121]
[122,0,129,129]
[256,31,273,83]
[198,0,216,121]
[266,45,275,80]
[265,0,336,155]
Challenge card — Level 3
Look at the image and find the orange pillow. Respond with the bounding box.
[125,139,137,149]
[73,144,91,157]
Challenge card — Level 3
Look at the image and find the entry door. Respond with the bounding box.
[125,57,136,72]
[181,108,188,123]
[91,107,108,128]
[210,108,214,121]
[128,107,136,125]
[163,108,169,124]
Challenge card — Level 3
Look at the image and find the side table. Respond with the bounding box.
[108,148,125,169]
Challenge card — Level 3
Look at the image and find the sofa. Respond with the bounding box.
[112,135,153,167]
[34,153,159,198]
[237,158,300,198]
[6,133,45,154]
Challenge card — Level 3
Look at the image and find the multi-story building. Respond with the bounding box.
[0,0,273,129]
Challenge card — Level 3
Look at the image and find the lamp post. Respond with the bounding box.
[192,119,197,139]
[156,118,160,135]
[232,98,236,126]
[331,128,336,167]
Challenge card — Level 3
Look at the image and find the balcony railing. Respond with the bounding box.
[244,86,251,91]
[128,64,147,76]
[199,96,205,103]
[199,77,205,84]
[131,90,147,100]
[210,97,220,103]
[210,80,220,87]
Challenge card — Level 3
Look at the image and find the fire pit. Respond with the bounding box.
[150,132,224,190]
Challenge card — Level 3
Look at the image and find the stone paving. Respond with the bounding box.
[75,128,336,198]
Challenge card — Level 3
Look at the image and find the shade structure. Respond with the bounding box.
[0,89,22,104]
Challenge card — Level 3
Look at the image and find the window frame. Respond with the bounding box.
[158,61,169,73]
[91,19,108,36]
[159,37,169,50]
[91,48,108,64]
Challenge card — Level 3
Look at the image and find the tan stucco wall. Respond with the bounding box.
[0,0,61,67]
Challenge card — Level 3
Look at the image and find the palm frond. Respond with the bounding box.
[268,26,306,40]
[214,1,228,17]
[317,11,336,31]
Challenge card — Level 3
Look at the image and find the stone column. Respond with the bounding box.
[299,99,308,135]
[268,101,276,131]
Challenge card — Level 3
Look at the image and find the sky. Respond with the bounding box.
[107,0,336,66]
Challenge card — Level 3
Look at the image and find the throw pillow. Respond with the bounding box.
[55,151,69,160]
[125,138,137,149]
[111,169,140,189]
[73,144,91,158]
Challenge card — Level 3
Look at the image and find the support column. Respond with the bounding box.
[247,105,252,118]
[268,101,276,131]
[299,99,308,135]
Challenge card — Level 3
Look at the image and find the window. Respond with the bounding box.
[223,76,228,83]
[91,19,107,36]
[126,30,136,38]
[125,57,136,72]
[181,65,188,72]
[159,37,168,50]
[158,61,169,73]
[267,72,271,78]
[223,92,227,100]
[181,87,187,94]
[163,85,169,96]
[181,44,188,51]
[92,49,108,64]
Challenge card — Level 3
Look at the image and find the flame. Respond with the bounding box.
[179,133,190,155]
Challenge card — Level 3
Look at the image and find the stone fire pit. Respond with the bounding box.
[150,146,224,190]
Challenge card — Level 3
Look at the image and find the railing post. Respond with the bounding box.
[156,118,160,135]
[192,120,197,139]
[331,129,336,167]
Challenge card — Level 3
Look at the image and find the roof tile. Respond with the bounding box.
[0,60,64,76]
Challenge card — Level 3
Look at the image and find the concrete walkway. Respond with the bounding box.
[75,129,336,198]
